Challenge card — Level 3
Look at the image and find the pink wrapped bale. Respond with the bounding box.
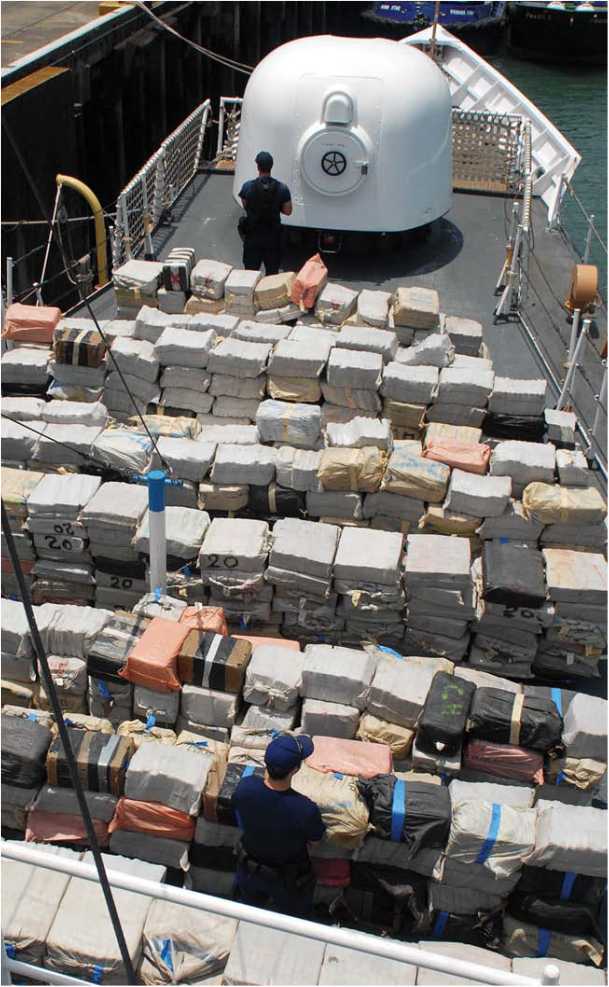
[307,736,392,780]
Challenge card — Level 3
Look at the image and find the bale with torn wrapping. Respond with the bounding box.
[315,282,358,324]
[139,900,237,985]
[293,763,370,848]
[2,718,52,789]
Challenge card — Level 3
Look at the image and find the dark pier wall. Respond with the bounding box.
[2,1,369,305]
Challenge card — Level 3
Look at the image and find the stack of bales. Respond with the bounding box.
[333,527,405,644]
[159,246,196,314]
[199,518,272,627]
[104,335,160,419]
[79,482,149,610]
[49,317,108,403]
[153,323,216,416]
[1,467,41,597]
[112,258,164,318]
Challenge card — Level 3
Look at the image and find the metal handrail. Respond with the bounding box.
[1,842,562,986]
[563,178,608,259]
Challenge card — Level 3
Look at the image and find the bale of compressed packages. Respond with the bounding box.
[337,325,398,363]
[525,801,606,877]
[306,489,363,520]
[481,541,547,608]
[437,367,494,406]
[381,362,439,404]
[207,338,272,377]
[301,644,377,710]
[291,253,328,310]
[269,336,332,377]
[326,347,383,390]
[177,631,251,692]
[293,763,370,848]
[256,398,321,447]
[270,517,340,578]
[445,469,512,517]
[467,689,563,752]
[315,282,358,324]
[416,672,476,756]
[359,775,451,857]
[424,440,490,475]
[366,653,454,729]
[463,739,544,785]
[2,718,52,789]
[46,728,132,795]
[4,302,62,344]
[125,740,213,815]
[306,736,392,779]
[357,714,415,760]
[382,449,449,502]
[449,779,535,809]
[334,526,403,586]
[301,698,360,739]
[318,447,386,493]
[119,617,196,692]
[503,915,604,968]
[445,800,536,878]
[255,271,295,310]
[116,721,175,749]
[522,483,606,525]
[180,684,240,730]
[267,375,322,402]
[357,288,392,328]
[326,416,392,450]
[209,443,276,486]
[561,694,607,762]
[392,286,439,329]
[108,797,195,842]
[87,613,150,682]
[2,599,33,657]
[190,259,232,298]
[200,518,270,573]
[243,645,304,712]
[139,900,238,985]
[543,548,606,605]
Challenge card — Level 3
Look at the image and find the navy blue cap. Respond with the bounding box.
[265,734,314,773]
[255,150,274,170]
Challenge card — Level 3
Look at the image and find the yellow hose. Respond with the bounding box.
[56,173,109,286]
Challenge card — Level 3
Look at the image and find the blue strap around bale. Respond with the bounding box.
[97,679,112,701]
[26,712,37,721]
[5,943,16,959]
[379,646,404,660]
[90,964,103,984]
[160,938,174,973]
[560,871,577,901]
[551,687,563,716]
[145,713,156,730]
[476,803,501,865]
[537,928,551,958]
[193,740,208,748]
[432,911,449,937]
[154,586,161,602]
[242,765,255,779]
[556,771,566,785]
[390,778,407,842]
[499,536,509,544]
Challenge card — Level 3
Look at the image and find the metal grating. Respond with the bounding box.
[452,109,523,195]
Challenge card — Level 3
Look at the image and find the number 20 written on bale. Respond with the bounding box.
[205,554,239,569]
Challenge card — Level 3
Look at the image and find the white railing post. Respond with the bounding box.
[541,964,561,986]
[496,201,520,293]
[557,318,589,410]
[6,256,13,306]
[583,212,595,264]
[194,100,210,175]
[589,363,607,453]
[217,97,226,157]
[119,195,131,260]
[565,307,581,371]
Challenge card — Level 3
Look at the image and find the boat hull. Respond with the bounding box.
[507,1,608,64]
[362,2,506,53]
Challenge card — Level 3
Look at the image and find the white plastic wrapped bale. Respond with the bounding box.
[26,472,101,523]
[425,403,486,428]
[561,694,607,762]
[269,337,333,378]
[393,286,439,329]
[222,921,326,986]
[543,549,606,605]
[545,408,576,445]
[526,801,606,876]
[395,333,454,368]
[134,307,174,343]
[2,347,49,389]
[108,830,189,870]
[125,740,213,814]
[336,325,398,364]
[110,336,159,383]
[511,957,606,984]
[488,377,547,416]
[306,490,363,520]
[224,267,261,308]
[33,423,104,469]
[243,644,304,711]
[2,844,82,966]
[503,916,604,968]
[315,283,358,324]
[2,599,33,656]
[256,399,321,448]
[212,396,261,420]
[88,677,133,725]
[556,448,591,486]
[334,527,403,586]
[209,374,265,400]
[200,518,270,572]
[363,491,425,522]
[274,447,321,490]
[102,318,137,343]
[443,315,484,356]
[437,366,494,406]
[190,259,232,298]
[449,779,535,809]
[415,943,511,986]
[91,428,153,473]
[154,326,216,367]
[139,900,238,984]
[490,441,556,494]
[380,363,439,404]
[445,800,536,878]
[114,259,163,290]
[41,400,108,427]
[44,853,165,982]
[445,469,512,517]
[210,443,276,486]
[200,423,259,445]
[152,436,215,482]
[301,698,360,739]
[326,348,383,390]
[36,603,111,660]
[180,684,240,730]
[254,303,300,324]
[133,507,210,560]
[133,685,180,726]
[356,288,392,328]
[207,338,272,378]
[270,518,339,578]
[325,416,392,451]
[405,533,471,589]
[367,653,454,728]
[1,396,45,421]
[302,644,377,709]
[2,418,47,464]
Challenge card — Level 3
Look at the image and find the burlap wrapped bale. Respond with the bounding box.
[318,447,386,493]
[382,449,449,502]
[523,483,606,525]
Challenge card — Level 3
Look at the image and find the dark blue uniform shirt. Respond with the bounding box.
[232,774,325,867]
[239,178,291,246]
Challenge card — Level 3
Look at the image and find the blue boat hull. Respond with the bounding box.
[363,2,506,51]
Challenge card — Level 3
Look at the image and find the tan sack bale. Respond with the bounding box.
[255,272,295,311]
[421,505,481,535]
[267,375,322,403]
[522,483,606,525]
[357,713,414,760]
[318,448,386,493]
[292,763,370,848]
[382,449,450,502]
[503,915,604,968]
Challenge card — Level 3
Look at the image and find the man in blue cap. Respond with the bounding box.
[238,151,292,276]
[231,733,325,916]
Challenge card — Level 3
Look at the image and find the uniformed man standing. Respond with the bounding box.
[232,734,325,916]
[238,151,292,276]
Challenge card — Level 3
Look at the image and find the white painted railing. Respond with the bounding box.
[1,841,561,986]
[216,96,243,161]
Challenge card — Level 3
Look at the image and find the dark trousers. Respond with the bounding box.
[242,239,281,276]
[234,862,314,917]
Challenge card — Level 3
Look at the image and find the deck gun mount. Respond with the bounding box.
[234,35,452,235]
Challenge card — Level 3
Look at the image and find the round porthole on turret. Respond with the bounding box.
[300,129,369,195]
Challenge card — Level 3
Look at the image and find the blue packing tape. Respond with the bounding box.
[154,586,161,602]
[333,772,344,780]
[26,712,37,721]
[560,871,577,901]
[5,943,16,959]
[160,938,174,973]
[90,964,104,984]
[145,713,156,730]
[499,536,509,544]
[97,679,112,701]
[536,928,551,958]
[556,771,566,785]
[193,740,209,748]
[390,778,407,842]
[551,687,563,717]
[242,765,255,779]
[476,803,501,865]
[379,646,404,660]
[432,911,449,937]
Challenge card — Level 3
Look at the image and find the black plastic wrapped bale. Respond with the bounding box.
[533,783,592,807]
[346,862,428,936]
[178,632,252,693]
[416,672,476,755]
[482,413,546,442]
[482,542,546,609]
[1,718,52,789]
[532,647,600,681]
[467,688,563,752]
[422,909,503,950]
[248,484,306,519]
[46,727,133,796]
[508,892,600,937]
[358,776,451,858]
[516,865,606,907]
[216,763,265,827]
[87,613,150,682]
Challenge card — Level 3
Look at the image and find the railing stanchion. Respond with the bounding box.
[6,256,13,306]
[583,212,595,264]
[557,318,589,410]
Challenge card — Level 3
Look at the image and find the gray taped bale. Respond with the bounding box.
[445,469,511,517]
[40,425,106,468]
[433,855,520,898]
[109,830,190,870]
[160,366,211,392]
[301,698,360,739]
[449,779,534,809]
[527,801,606,876]
[243,645,304,711]
[275,447,322,490]
[315,283,358,324]
[154,327,216,367]
[242,705,298,732]
[222,921,326,986]
[357,289,392,328]
[556,448,590,486]
[105,369,161,402]
[208,374,266,399]
[393,286,440,329]
[545,408,577,443]
[511,958,606,985]
[256,399,321,447]
[321,384,382,413]
[210,443,276,485]
[410,736,462,775]
[155,436,216,482]
[364,491,424,521]
[200,423,260,444]
[125,740,214,815]
[270,517,340,577]
[325,417,392,450]
[80,480,148,528]
[207,339,271,377]
[41,400,108,427]
[45,852,165,981]
[133,686,180,726]
[1,600,33,657]
[381,363,439,403]
[160,389,213,414]
[543,549,606,604]
[443,315,483,354]
[180,685,240,729]
[326,348,383,391]
[477,499,544,541]
[232,320,292,344]
[541,522,607,549]
[561,694,607,762]
[139,899,238,984]
[190,259,232,298]
[488,377,547,415]
[426,404,486,428]
[428,882,504,915]
[2,783,39,830]
[306,490,363,520]
[3,348,49,386]
[133,506,210,559]
[445,800,536,878]
[437,366,494,405]
[269,338,333,378]
[134,306,175,343]
[336,325,398,363]
[416,943,510,986]
[404,533,471,587]
[490,441,556,487]
[395,333,454,368]
[302,644,377,709]
[200,518,269,572]
[367,654,454,728]
[110,336,159,382]
[334,527,403,585]
[318,943,417,986]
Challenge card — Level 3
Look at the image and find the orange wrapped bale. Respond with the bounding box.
[179,605,228,636]
[108,797,195,841]
[119,617,194,692]
[423,440,491,475]
[307,736,392,780]
[25,810,109,847]
[290,253,328,311]
[233,634,301,652]
[3,303,61,344]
